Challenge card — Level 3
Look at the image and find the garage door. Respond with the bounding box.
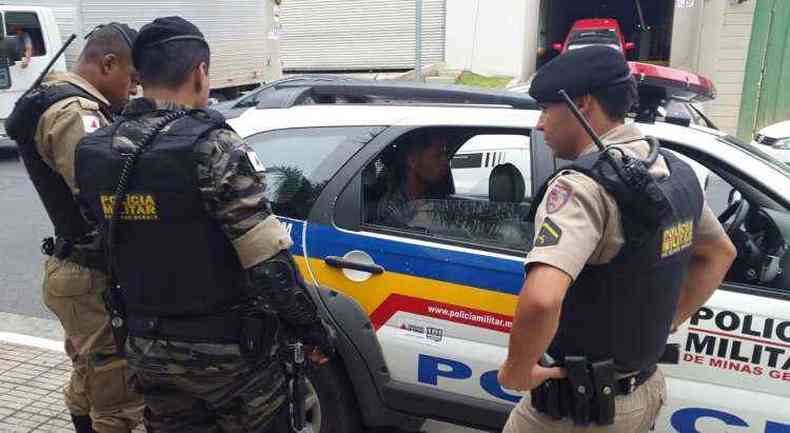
[279,0,446,71]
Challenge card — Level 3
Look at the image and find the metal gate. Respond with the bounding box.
[737,0,790,140]
[279,0,446,71]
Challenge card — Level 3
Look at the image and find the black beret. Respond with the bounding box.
[133,16,208,68]
[529,45,632,104]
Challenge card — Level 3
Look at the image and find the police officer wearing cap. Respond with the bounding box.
[497,46,737,432]
[5,23,144,433]
[73,16,335,432]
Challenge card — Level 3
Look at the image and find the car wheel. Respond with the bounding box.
[304,358,363,433]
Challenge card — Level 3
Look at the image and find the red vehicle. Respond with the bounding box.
[552,18,635,54]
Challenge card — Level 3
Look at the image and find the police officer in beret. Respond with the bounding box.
[73,16,335,432]
[497,46,737,432]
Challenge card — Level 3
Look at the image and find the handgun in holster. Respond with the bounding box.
[530,354,565,419]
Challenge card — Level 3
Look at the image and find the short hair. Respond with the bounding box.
[80,24,136,64]
[591,77,639,121]
[136,40,210,88]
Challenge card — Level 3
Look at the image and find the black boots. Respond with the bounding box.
[71,414,94,433]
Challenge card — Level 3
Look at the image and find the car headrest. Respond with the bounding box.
[489,164,525,203]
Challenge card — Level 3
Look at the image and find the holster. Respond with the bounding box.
[102,285,128,355]
[590,360,616,425]
[565,357,593,425]
[532,356,650,426]
[240,308,280,360]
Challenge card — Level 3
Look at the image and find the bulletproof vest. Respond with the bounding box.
[75,110,246,318]
[530,149,704,372]
[5,82,111,240]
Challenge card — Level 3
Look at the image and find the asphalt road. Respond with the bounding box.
[0,142,54,320]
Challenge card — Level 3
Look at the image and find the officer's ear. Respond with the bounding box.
[576,94,594,114]
[194,62,209,93]
[100,53,119,75]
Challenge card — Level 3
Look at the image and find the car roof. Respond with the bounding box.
[229,104,541,138]
[0,5,53,14]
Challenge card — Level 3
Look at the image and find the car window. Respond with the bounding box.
[363,127,534,252]
[245,126,379,220]
[662,144,790,295]
[5,12,46,57]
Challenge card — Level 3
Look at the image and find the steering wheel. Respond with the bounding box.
[718,198,751,237]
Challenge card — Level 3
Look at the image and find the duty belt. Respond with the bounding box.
[127,314,244,344]
[531,358,657,426]
[41,237,105,271]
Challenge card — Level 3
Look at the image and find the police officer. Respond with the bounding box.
[5,24,144,433]
[497,46,737,432]
[74,16,335,432]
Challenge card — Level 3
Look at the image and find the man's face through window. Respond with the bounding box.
[410,135,450,186]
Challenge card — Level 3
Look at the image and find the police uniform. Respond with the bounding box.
[502,47,726,433]
[74,17,334,433]
[5,70,144,432]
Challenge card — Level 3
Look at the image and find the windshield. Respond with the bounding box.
[569,29,618,44]
[568,43,620,51]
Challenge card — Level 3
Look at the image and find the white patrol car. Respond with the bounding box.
[224,80,790,433]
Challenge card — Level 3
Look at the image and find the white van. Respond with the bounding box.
[452,134,532,198]
[0,6,65,121]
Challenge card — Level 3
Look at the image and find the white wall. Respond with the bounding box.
[670,0,755,136]
[445,0,531,78]
[703,1,756,136]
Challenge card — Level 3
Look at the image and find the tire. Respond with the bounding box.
[305,358,363,433]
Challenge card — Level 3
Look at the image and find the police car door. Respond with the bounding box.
[305,126,537,426]
[651,141,790,433]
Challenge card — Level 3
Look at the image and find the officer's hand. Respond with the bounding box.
[299,318,337,360]
[304,345,330,365]
[498,363,566,391]
[527,364,566,390]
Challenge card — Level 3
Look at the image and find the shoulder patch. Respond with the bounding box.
[245,150,266,173]
[76,97,100,111]
[534,217,562,247]
[81,114,101,133]
[546,181,573,214]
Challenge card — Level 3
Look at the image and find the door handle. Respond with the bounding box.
[324,256,385,274]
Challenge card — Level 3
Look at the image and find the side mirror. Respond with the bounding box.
[728,188,742,205]
[625,42,636,51]
[0,36,22,66]
[552,43,563,52]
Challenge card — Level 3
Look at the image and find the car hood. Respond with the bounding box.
[759,120,790,138]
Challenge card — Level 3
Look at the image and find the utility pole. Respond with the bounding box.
[415,0,423,82]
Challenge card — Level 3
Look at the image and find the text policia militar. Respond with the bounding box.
[683,307,790,381]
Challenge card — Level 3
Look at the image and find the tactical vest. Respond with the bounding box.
[5,82,111,241]
[75,110,246,319]
[530,149,703,372]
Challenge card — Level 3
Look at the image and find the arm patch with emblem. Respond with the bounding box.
[535,217,562,247]
[245,150,266,173]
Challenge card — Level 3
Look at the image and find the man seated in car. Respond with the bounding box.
[377,131,452,228]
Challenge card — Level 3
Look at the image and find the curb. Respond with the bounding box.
[0,331,64,352]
